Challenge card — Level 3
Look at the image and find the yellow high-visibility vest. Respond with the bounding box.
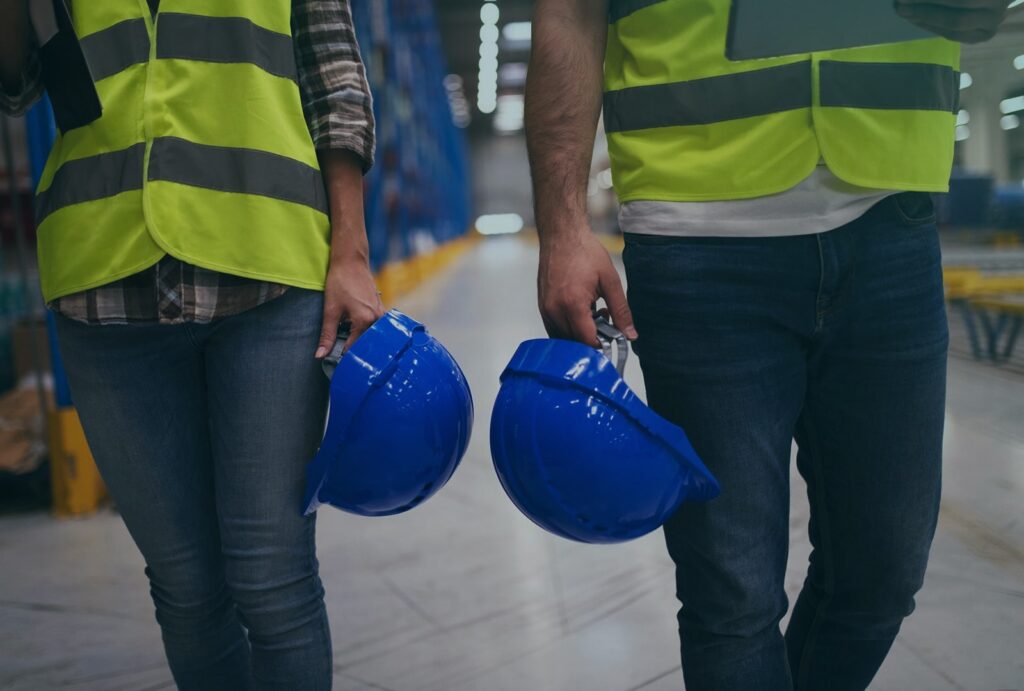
[604,0,961,202]
[35,1,331,301]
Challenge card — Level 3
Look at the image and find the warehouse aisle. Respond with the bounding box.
[1,235,1023,691]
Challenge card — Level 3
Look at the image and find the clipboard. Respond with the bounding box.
[726,0,936,61]
[31,0,103,131]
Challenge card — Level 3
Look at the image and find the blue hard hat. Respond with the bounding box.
[490,317,720,543]
[303,310,473,517]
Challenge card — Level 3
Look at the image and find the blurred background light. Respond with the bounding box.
[475,213,524,235]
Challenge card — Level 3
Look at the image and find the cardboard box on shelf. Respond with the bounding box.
[0,374,107,515]
[0,380,52,476]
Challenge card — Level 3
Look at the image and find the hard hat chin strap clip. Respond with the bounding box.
[321,322,352,379]
[594,314,629,375]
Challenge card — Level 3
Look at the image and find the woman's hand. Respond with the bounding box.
[316,254,384,358]
[315,149,382,359]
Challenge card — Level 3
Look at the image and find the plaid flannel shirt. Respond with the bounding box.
[1,0,374,325]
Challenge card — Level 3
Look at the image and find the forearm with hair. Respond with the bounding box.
[525,0,608,241]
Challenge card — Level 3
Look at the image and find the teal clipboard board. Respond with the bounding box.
[726,0,936,61]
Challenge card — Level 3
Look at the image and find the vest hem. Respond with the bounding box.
[817,166,950,195]
[615,177,815,204]
[812,109,952,193]
[144,241,327,293]
[42,251,166,303]
[615,165,950,204]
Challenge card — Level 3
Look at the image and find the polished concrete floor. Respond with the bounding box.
[1,236,1023,690]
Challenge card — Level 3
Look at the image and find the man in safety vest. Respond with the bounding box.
[1,1,379,688]
[527,1,1010,689]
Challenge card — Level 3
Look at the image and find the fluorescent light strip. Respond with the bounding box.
[1000,96,1024,114]
[502,21,531,42]
[476,213,524,235]
[477,3,501,114]
[480,3,499,24]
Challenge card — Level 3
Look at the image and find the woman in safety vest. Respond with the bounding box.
[1,1,379,688]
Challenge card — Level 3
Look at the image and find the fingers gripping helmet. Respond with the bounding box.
[490,317,720,543]
[303,310,473,517]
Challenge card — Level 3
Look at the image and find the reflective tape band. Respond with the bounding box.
[604,62,812,133]
[609,0,667,22]
[36,139,326,222]
[156,13,298,82]
[819,61,959,113]
[80,19,151,81]
[35,144,145,224]
[148,137,327,214]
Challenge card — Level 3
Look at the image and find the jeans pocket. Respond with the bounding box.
[891,192,937,227]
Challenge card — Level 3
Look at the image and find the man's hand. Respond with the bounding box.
[539,228,636,347]
[895,0,1010,43]
[316,256,384,358]
[527,0,624,346]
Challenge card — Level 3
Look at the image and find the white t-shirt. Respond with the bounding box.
[619,163,896,237]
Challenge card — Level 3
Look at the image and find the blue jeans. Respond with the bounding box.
[54,288,332,691]
[623,193,948,691]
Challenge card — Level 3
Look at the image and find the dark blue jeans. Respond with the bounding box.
[53,288,332,691]
[623,193,947,691]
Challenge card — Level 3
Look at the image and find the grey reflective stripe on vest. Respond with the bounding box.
[604,62,811,133]
[609,0,667,22]
[35,144,145,224]
[819,61,959,113]
[148,137,327,214]
[155,13,298,82]
[80,19,151,81]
